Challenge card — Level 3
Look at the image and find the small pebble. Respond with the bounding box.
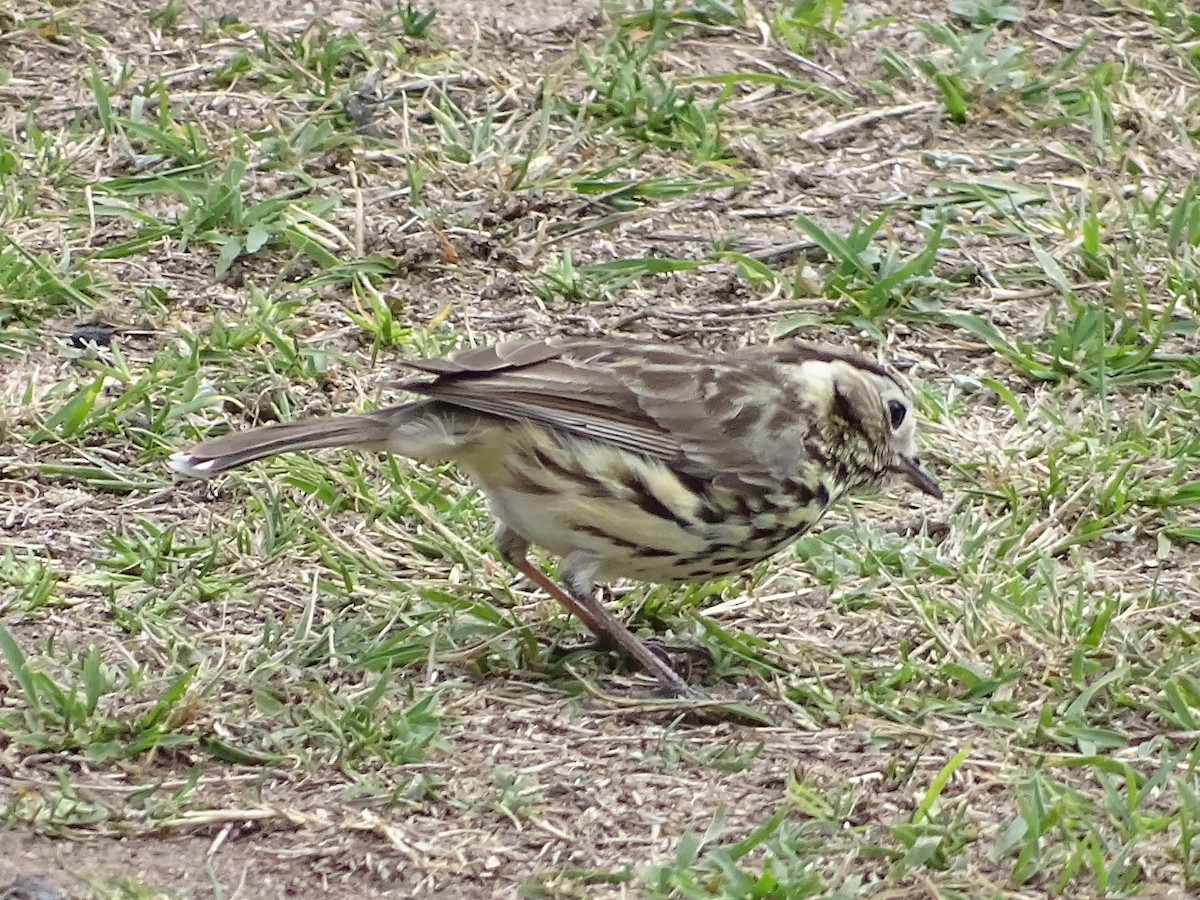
[67,325,116,349]
[1,876,67,900]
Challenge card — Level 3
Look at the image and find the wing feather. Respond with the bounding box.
[396,338,831,480]
[399,339,686,461]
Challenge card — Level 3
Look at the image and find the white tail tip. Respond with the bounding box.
[169,453,219,479]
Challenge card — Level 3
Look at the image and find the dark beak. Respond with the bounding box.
[896,456,942,499]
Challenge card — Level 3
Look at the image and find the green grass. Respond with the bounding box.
[2,0,1200,896]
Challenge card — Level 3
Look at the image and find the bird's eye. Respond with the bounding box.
[887,399,907,429]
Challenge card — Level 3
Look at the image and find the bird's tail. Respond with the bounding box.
[169,403,428,479]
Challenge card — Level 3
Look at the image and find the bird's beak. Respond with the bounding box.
[896,455,942,499]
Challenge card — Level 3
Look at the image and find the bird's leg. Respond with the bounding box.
[494,526,605,635]
[494,526,695,698]
[597,633,714,667]
[553,591,714,673]
[558,555,697,698]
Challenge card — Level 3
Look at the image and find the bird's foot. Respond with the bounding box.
[551,634,713,678]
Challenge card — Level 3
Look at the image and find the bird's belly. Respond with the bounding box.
[457,427,829,585]
[465,441,707,573]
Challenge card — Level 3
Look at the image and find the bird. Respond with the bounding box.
[170,337,941,697]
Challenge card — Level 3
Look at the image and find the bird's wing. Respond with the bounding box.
[400,338,687,461]
[399,338,822,479]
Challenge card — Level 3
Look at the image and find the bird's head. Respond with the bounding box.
[824,357,942,500]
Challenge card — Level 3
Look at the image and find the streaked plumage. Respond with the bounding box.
[171,337,941,696]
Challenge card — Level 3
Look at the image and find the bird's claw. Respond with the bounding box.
[551,634,713,677]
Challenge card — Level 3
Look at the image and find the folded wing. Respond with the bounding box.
[398,338,823,481]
